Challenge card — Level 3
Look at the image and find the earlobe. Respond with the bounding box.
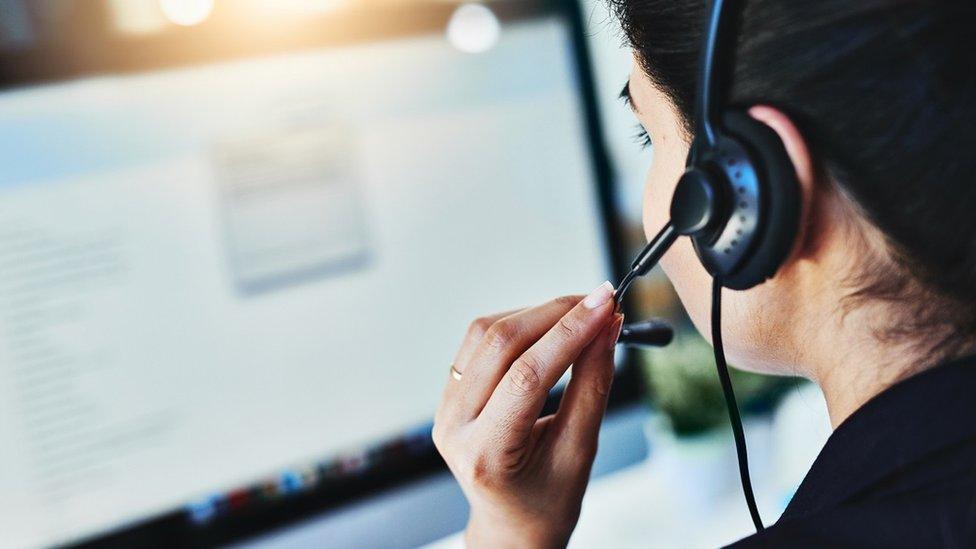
[747,105,817,259]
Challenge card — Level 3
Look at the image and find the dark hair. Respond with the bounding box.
[611,0,976,361]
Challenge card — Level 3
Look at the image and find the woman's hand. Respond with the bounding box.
[433,282,623,548]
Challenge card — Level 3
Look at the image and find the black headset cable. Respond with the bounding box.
[712,277,764,532]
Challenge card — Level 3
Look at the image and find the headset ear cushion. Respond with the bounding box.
[720,109,801,290]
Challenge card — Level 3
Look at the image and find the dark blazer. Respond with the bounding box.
[732,354,976,548]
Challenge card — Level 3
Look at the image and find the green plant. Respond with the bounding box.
[639,333,799,437]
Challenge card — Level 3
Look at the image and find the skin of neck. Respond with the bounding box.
[800,288,921,429]
[777,193,930,428]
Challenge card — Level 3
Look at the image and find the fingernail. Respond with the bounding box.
[582,281,614,309]
[607,314,624,350]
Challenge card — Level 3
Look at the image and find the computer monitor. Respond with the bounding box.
[0,1,640,546]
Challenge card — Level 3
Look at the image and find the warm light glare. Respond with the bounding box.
[158,0,215,26]
[446,3,501,54]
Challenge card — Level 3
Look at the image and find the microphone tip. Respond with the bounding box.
[617,319,674,348]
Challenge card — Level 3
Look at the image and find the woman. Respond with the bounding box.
[433,1,976,546]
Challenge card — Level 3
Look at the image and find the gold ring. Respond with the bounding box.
[450,364,463,381]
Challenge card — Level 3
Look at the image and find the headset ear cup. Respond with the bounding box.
[719,110,802,290]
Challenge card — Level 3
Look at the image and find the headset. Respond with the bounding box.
[614,0,802,533]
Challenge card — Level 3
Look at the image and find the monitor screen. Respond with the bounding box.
[0,1,624,546]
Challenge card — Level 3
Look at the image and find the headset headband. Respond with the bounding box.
[695,0,739,149]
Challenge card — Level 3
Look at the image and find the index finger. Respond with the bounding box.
[477,281,616,447]
[449,295,583,421]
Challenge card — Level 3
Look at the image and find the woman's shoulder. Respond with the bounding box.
[729,354,976,548]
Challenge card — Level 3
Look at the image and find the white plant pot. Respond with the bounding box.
[646,415,774,514]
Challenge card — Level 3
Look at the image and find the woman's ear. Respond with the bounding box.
[747,105,819,260]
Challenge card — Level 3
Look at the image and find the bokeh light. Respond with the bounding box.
[446,3,501,54]
[158,0,215,27]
